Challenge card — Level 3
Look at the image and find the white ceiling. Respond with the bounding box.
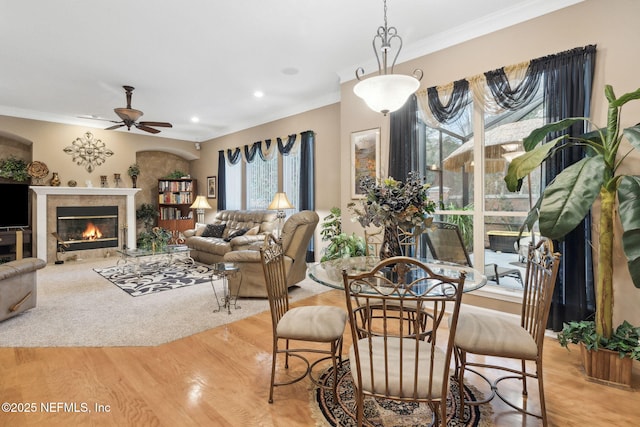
[0,0,581,142]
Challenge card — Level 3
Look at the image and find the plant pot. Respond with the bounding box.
[579,342,633,388]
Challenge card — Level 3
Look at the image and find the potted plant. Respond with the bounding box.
[505,84,640,385]
[127,163,140,188]
[137,227,172,252]
[348,171,436,259]
[0,156,29,182]
[136,203,158,231]
[320,207,366,262]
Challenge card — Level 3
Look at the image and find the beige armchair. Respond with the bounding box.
[224,210,319,298]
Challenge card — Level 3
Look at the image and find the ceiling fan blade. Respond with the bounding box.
[105,123,125,130]
[136,124,161,134]
[139,121,172,128]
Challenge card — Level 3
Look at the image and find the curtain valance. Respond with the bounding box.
[223,133,302,165]
[417,45,596,124]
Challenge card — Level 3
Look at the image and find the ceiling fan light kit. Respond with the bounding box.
[354,0,423,115]
[105,86,173,134]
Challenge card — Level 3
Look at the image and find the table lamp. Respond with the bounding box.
[268,192,293,237]
[190,195,212,224]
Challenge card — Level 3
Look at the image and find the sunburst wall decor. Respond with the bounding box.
[64,131,114,172]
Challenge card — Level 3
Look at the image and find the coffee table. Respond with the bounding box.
[116,244,194,275]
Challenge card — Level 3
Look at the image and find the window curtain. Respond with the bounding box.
[407,45,597,329]
[389,95,420,181]
[217,150,227,211]
[543,45,597,330]
[220,147,243,210]
[299,130,316,261]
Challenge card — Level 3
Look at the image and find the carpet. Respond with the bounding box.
[312,360,493,427]
[94,259,213,296]
[0,257,331,347]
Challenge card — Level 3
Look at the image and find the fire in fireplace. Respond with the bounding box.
[56,206,118,251]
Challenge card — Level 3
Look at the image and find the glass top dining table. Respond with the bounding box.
[308,256,487,294]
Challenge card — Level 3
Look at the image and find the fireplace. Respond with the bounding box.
[56,206,119,251]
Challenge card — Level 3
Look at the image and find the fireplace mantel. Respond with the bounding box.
[31,186,141,262]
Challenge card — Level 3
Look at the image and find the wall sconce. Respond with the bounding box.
[189,195,212,224]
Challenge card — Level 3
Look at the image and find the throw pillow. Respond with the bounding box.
[245,225,260,236]
[202,223,226,238]
[223,228,250,242]
[194,224,207,237]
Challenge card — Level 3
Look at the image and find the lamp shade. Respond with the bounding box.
[189,195,212,210]
[353,74,420,115]
[268,192,293,210]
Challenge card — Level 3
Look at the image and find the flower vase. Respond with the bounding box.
[131,175,138,188]
[379,225,402,260]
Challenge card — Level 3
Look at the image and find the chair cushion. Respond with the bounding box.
[277,306,346,342]
[349,336,448,399]
[453,312,538,359]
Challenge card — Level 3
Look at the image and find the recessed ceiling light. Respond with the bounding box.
[191,116,200,123]
[254,91,264,98]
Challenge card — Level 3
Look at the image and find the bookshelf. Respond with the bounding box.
[157,179,196,233]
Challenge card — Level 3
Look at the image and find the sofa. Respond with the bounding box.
[224,210,319,298]
[183,210,277,264]
[0,257,46,322]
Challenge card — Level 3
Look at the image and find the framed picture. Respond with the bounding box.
[351,128,380,198]
[207,176,217,199]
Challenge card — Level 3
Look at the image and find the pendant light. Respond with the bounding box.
[354,0,423,115]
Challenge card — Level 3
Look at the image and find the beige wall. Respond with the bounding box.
[0,116,200,188]
[339,0,640,326]
[191,102,341,255]
[1,0,637,324]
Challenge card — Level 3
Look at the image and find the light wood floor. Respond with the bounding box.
[0,289,638,426]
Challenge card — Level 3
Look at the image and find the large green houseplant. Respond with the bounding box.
[505,85,640,372]
[320,207,366,262]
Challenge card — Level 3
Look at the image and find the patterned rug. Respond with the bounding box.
[312,359,493,427]
[94,259,213,297]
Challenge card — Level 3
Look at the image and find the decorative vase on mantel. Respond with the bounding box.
[131,175,138,188]
[379,225,402,260]
[49,172,61,187]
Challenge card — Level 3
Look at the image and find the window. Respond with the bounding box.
[246,154,278,210]
[419,86,544,294]
[224,147,301,212]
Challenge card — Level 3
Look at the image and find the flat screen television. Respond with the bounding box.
[0,183,30,228]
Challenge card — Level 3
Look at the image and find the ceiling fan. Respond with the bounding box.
[105,85,172,134]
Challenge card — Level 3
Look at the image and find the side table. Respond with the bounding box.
[211,262,240,314]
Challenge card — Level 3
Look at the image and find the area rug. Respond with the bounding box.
[312,360,493,427]
[0,257,331,347]
[94,259,213,296]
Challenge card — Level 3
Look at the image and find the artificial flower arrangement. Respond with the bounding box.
[348,171,436,231]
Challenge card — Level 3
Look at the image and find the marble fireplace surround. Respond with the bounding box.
[31,186,140,263]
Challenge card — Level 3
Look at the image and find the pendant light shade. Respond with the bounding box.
[354,74,421,115]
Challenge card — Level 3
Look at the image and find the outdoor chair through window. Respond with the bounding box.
[424,221,523,286]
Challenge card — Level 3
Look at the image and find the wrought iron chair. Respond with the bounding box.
[342,256,466,426]
[452,239,560,426]
[424,221,523,286]
[364,227,383,256]
[260,236,347,403]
